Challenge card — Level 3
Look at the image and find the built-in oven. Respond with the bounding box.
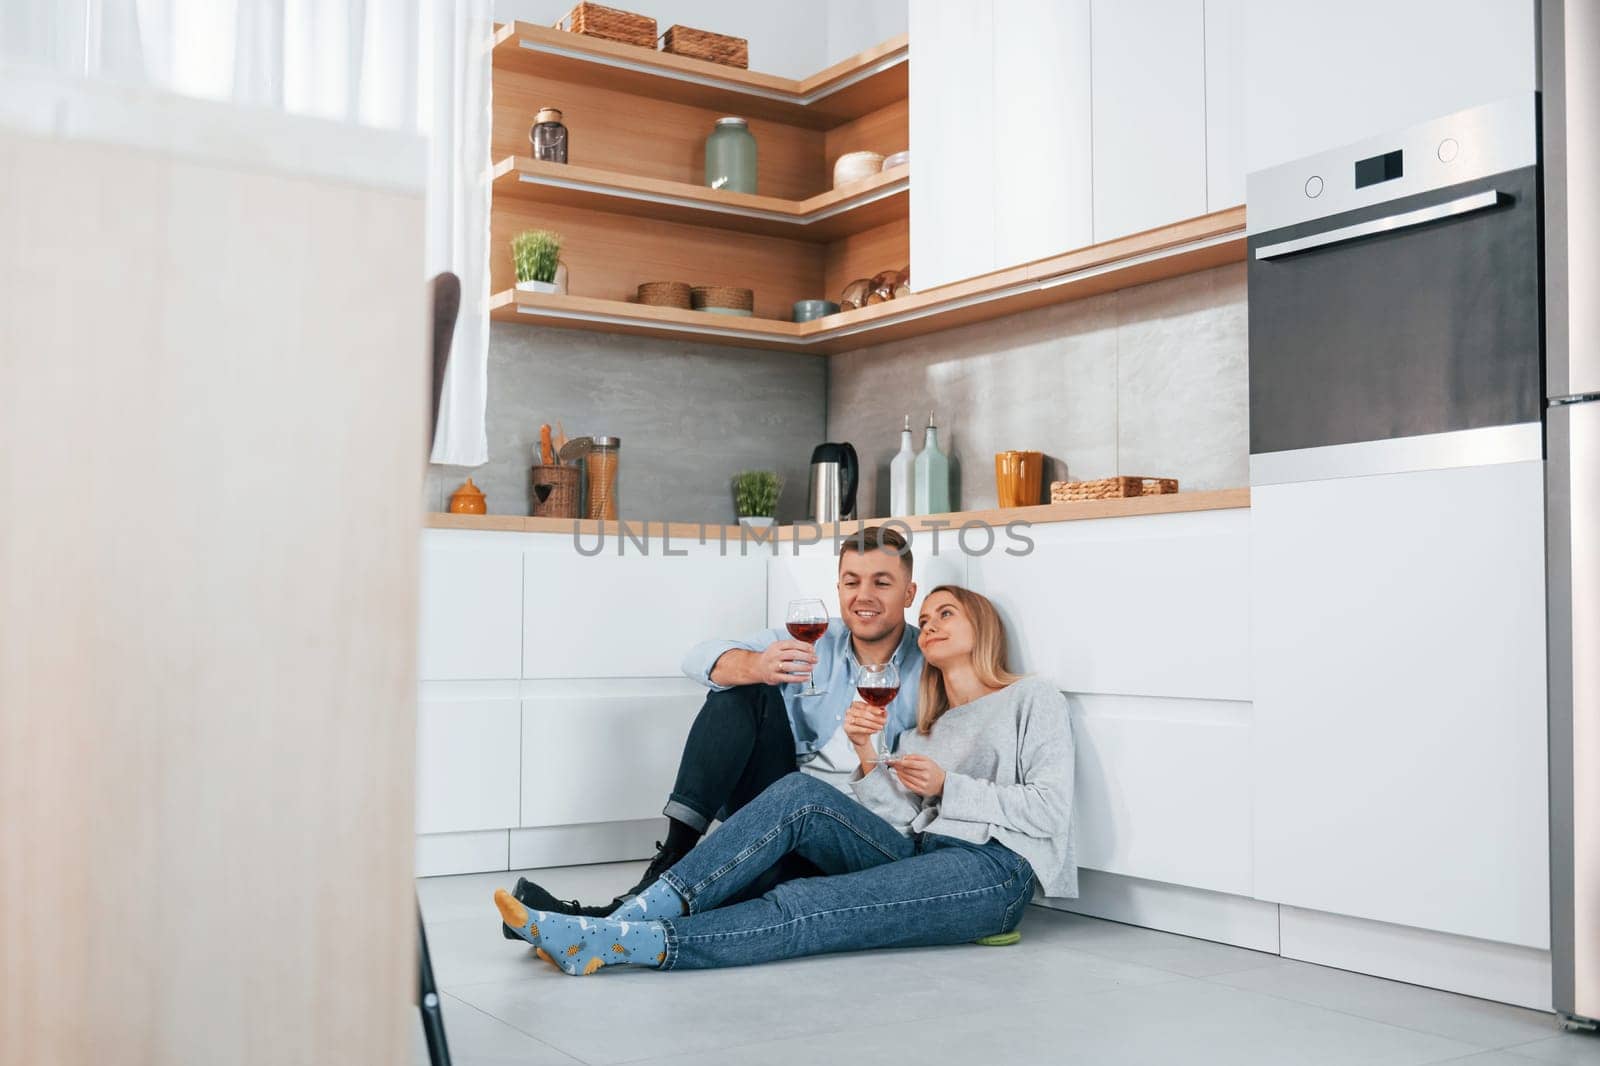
[1247,94,1542,480]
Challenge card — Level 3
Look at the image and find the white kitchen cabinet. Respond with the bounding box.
[994,0,1093,264]
[967,509,1251,701]
[909,0,996,290]
[1251,462,1549,949]
[520,679,705,828]
[1236,0,1536,176]
[522,546,764,678]
[415,685,521,834]
[1203,0,1247,210]
[417,534,523,680]
[1090,0,1206,241]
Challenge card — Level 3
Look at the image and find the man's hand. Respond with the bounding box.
[710,640,819,687]
[842,700,887,748]
[893,754,946,797]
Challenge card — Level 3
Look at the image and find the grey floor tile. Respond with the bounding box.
[412,993,580,1066]
[625,978,1480,1066]
[1432,1053,1549,1064]
[1041,909,1282,977]
[424,914,550,989]
[1211,960,1560,1049]
[1505,1032,1600,1063]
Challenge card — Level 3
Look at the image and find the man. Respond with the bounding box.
[504,525,922,928]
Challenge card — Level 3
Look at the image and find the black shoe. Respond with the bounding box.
[500,877,602,941]
[614,839,689,903]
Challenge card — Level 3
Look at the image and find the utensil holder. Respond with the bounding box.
[531,464,580,518]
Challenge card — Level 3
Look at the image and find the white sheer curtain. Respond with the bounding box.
[0,0,493,465]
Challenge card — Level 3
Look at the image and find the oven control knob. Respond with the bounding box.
[1304,175,1324,198]
[1438,138,1459,163]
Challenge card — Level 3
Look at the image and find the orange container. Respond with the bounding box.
[994,451,1044,508]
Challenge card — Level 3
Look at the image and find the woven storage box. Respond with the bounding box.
[557,2,656,49]
[637,281,693,308]
[530,464,580,518]
[661,25,749,68]
[691,285,755,311]
[1051,476,1179,502]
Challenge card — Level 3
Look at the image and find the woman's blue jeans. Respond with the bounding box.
[656,772,1035,970]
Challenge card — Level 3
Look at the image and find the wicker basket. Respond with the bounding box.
[661,25,749,68]
[1051,476,1180,502]
[531,464,580,518]
[557,2,656,49]
[691,285,755,311]
[637,281,693,308]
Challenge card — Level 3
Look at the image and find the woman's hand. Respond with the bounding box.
[842,700,887,749]
[893,754,946,797]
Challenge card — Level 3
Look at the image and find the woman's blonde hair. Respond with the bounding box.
[916,585,1022,735]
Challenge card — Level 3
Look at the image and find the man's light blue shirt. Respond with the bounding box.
[681,621,923,758]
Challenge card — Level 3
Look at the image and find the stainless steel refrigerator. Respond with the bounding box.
[1542,0,1600,1031]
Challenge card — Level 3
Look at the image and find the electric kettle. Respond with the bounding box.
[807,442,858,523]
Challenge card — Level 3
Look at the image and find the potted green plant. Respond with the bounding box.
[733,470,781,528]
[512,229,564,294]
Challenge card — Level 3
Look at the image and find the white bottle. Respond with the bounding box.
[889,415,915,516]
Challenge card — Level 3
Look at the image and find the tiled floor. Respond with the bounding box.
[416,862,1598,1066]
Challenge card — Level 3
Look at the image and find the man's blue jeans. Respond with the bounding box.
[656,772,1035,970]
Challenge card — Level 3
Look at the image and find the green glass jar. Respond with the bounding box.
[705,117,757,194]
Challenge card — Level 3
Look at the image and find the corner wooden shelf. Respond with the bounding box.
[493,157,909,241]
[490,206,1247,355]
[492,23,909,129]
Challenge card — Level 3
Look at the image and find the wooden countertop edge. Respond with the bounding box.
[425,488,1251,537]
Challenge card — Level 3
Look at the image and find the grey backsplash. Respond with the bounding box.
[429,263,1246,523]
[426,322,827,524]
[828,263,1249,516]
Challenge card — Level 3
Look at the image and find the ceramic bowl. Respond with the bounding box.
[833,151,884,188]
[792,300,841,322]
[882,150,909,171]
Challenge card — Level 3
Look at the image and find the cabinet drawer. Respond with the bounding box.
[416,693,521,834]
[418,539,522,680]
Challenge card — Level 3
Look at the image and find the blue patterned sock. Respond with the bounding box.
[612,878,685,920]
[495,889,666,975]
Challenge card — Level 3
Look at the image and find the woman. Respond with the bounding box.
[494,585,1076,974]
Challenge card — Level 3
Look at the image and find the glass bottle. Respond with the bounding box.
[704,117,757,194]
[889,415,915,516]
[530,108,568,164]
[913,413,951,515]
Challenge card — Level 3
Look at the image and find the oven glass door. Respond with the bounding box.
[1247,165,1542,457]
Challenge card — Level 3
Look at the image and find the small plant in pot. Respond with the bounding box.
[512,229,564,294]
[733,470,781,528]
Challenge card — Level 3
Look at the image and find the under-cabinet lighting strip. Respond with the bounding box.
[514,171,908,225]
[517,37,908,107]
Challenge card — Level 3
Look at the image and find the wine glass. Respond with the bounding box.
[785,598,829,695]
[855,660,900,760]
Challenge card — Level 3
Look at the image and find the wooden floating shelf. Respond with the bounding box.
[492,23,909,130]
[492,158,909,241]
[490,205,1247,355]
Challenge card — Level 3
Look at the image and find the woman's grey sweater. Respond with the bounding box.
[850,676,1078,898]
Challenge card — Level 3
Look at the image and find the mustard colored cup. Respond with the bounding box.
[994,451,1044,508]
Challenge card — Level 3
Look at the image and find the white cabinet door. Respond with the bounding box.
[1239,0,1536,174]
[416,686,521,834]
[1204,0,1247,210]
[520,680,704,828]
[909,0,996,290]
[995,0,1093,264]
[523,548,764,678]
[417,534,523,680]
[1090,0,1206,241]
[1251,462,1549,948]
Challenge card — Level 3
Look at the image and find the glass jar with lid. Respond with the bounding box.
[704,117,756,194]
[585,436,620,520]
[530,108,568,164]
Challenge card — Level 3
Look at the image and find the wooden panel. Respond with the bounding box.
[494,68,825,199]
[416,692,521,834]
[520,681,705,827]
[418,541,523,680]
[824,216,910,308]
[491,289,816,351]
[1091,0,1207,241]
[492,157,908,242]
[823,97,909,169]
[0,116,422,1063]
[494,23,909,130]
[966,507,1251,700]
[1251,464,1549,949]
[491,197,823,318]
[522,550,765,678]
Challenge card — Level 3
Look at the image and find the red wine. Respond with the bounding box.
[857,685,899,708]
[787,621,828,643]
